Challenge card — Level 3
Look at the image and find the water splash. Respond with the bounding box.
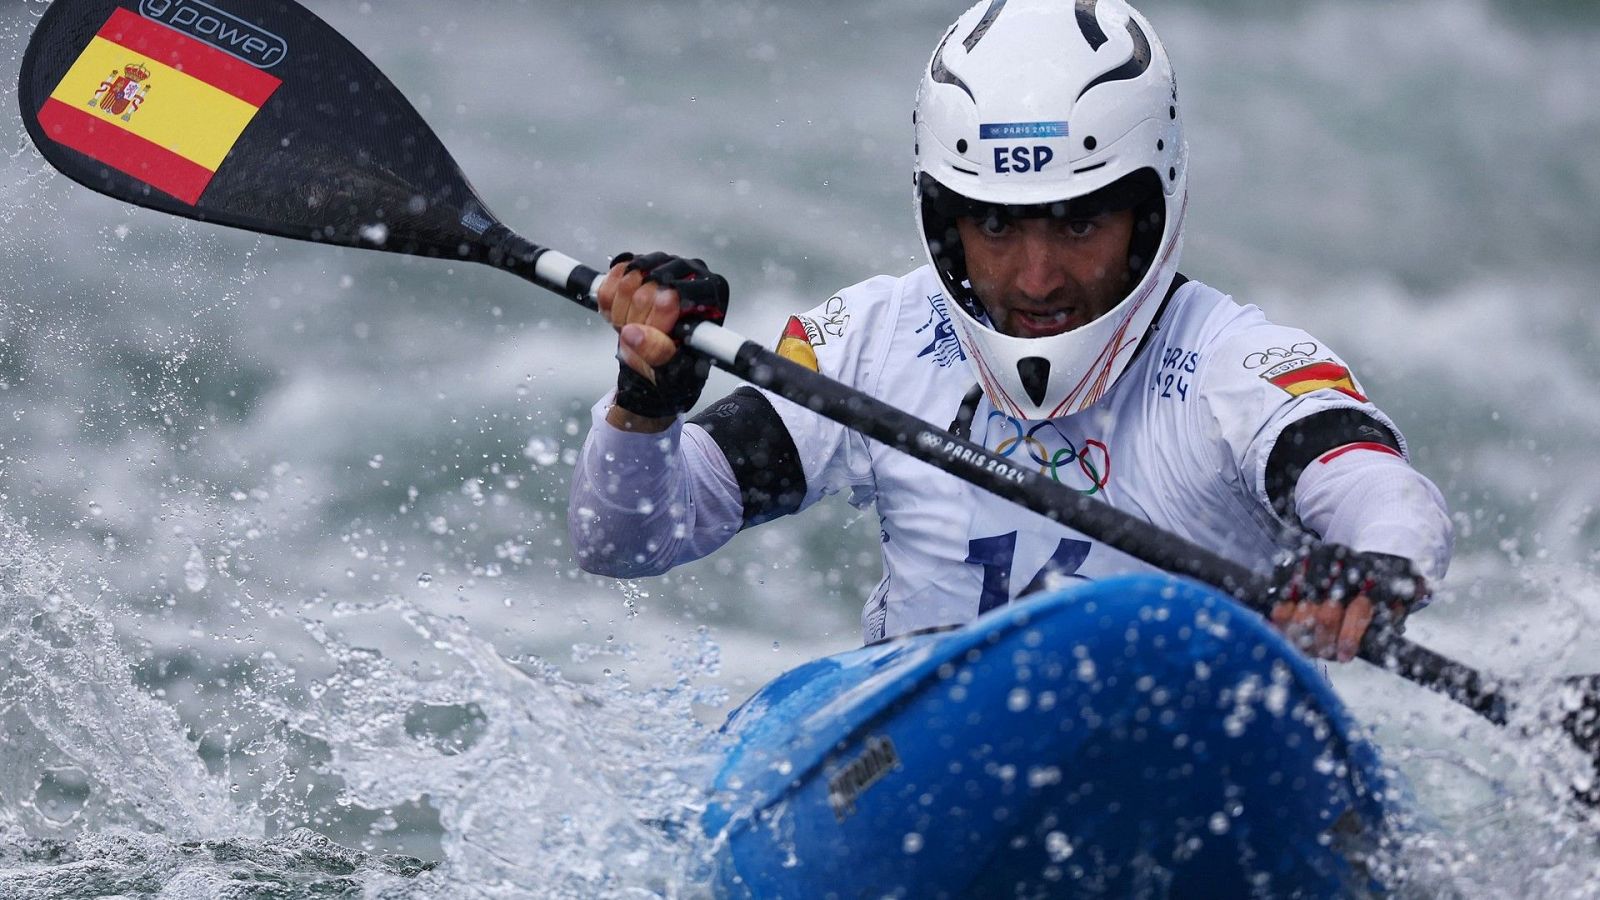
[0,523,730,896]
[0,517,251,840]
[1331,559,1600,897]
[263,596,724,898]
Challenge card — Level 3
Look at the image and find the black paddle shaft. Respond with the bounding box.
[17,0,1597,797]
[689,327,1519,720]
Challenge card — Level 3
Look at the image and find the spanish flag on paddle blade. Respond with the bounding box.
[34,7,281,205]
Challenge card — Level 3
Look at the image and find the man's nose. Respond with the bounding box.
[1014,231,1069,299]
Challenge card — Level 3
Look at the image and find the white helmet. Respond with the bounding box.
[914,0,1189,420]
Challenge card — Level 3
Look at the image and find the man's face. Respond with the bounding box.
[956,208,1136,339]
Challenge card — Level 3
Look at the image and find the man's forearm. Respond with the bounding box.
[568,394,743,577]
[1293,448,1453,584]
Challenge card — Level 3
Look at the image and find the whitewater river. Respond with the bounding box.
[2,0,1598,896]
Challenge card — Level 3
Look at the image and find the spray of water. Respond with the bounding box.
[265,597,724,898]
[0,516,251,841]
[0,509,732,897]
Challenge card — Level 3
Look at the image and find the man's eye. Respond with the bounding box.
[1065,219,1097,238]
[977,216,1012,237]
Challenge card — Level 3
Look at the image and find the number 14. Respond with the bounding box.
[966,532,1092,614]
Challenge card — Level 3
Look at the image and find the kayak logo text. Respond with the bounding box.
[140,0,290,69]
[827,736,901,821]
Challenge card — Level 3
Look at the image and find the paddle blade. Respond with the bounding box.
[19,0,497,257]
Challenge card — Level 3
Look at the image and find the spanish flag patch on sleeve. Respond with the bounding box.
[776,316,821,372]
[1266,360,1367,402]
[35,7,282,205]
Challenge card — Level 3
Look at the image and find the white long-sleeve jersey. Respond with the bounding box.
[569,268,1453,644]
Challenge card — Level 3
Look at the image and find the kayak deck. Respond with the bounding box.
[703,574,1400,898]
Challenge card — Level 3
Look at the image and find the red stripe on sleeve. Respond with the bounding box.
[37,98,215,204]
[1317,441,1403,465]
[1271,361,1350,387]
[99,7,282,107]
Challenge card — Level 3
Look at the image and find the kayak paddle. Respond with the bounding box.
[18,0,1600,807]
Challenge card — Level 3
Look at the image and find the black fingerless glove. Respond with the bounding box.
[611,251,730,418]
[1272,543,1429,625]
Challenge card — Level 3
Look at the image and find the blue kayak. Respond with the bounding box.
[702,574,1400,898]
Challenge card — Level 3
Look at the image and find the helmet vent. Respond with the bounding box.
[1017,357,1052,407]
[1076,18,1152,103]
[1075,0,1110,51]
[963,0,1010,52]
[929,26,973,102]
[931,0,1009,104]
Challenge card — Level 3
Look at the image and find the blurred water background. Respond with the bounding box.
[2,0,1599,896]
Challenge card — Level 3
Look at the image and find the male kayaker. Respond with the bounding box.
[567,0,1452,663]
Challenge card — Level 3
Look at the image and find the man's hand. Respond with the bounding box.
[1268,544,1428,663]
[596,252,729,431]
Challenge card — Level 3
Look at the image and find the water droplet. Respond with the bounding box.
[902,832,924,854]
[1209,812,1230,834]
[183,545,208,592]
[523,437,561,466]
[417,572,434,588]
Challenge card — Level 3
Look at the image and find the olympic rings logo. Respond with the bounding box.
[986,412,1111,494]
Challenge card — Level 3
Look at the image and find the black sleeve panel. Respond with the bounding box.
[1265,408,1402,521]
[690,387,808,529]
